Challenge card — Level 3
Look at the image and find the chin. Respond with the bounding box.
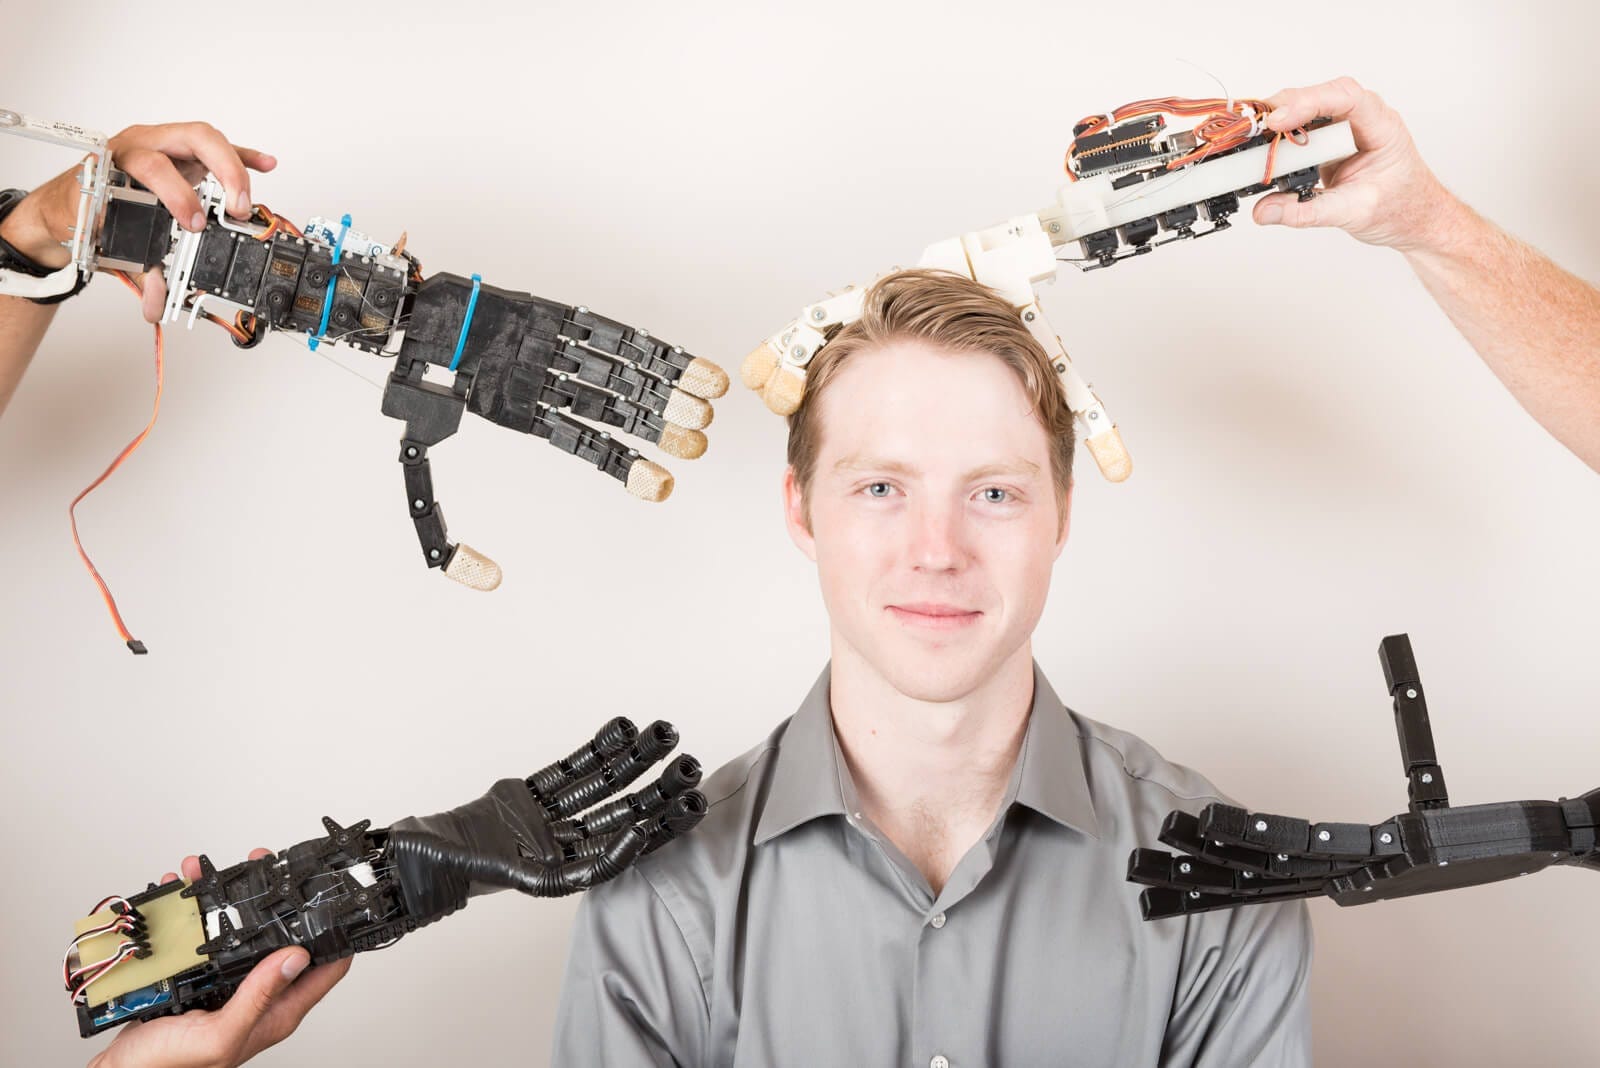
[873,644,1001,704]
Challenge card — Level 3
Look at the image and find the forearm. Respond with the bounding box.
[0,294,57,416]
[0,184,72,417]
[1404,195,1600,471]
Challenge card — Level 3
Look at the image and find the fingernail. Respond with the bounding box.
[189,211,206,231]
[1258,203,1283,225]
[261,154,278,168]
[281,952,310,982]
[235,190,250,214]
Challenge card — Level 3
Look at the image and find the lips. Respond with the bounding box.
[886,603,983,631]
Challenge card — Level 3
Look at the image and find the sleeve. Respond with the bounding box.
[1159,896,1315,1068]
[552,867,711,1067]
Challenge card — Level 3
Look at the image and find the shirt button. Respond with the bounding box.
[929,912,946,929]
[931,1056,950,1068]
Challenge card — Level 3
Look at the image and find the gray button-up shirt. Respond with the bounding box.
[554,665,1312,1067]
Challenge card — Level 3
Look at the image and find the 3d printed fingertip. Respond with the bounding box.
[741,344,779,390]
[626,460,674,502]
[658,424,709,460]
[1085,427,1132,483]
[443,544,503,591]
[763,366,806,416]
[664,390,714,431]
[681,358,730,399]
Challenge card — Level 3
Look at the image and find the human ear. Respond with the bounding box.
[1054,483,1074,558]
[783,467,818,562]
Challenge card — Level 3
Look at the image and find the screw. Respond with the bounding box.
[577,305,588,314]
[429,548,442,560]
[1179,862,1192,874]
[405,446,419,458]
[1277,854,1288,862]
[412,499,425,510]
[1049,221,1061,233]
[1242,871,1254,879]
[790,346,805,359]
[1188,890,1200,899]
[1024,310,1036,322]
[1406,688,1417,699]
[1317,830,1331,842]
[812,308,826,321]
[638,328,650,338]
[1254,820,1268,833]
[1054,362,1066,373]
[673,346,683,354]
[1379,832,1393,845]
[1088,411,1100,420]
[1421,773,1434,784]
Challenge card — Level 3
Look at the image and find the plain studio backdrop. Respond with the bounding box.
[3,2,1597,1065]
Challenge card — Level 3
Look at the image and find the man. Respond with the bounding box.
[554,266,1314,1066]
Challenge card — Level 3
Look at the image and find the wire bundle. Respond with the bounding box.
[62,896,150,1003]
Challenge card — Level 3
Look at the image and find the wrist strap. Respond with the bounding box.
[0,186,91,303]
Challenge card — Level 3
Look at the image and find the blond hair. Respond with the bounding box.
[787,268,1075,523]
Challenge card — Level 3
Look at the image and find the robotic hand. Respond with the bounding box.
[0,109,729,649]
[61,716,706,1037]
[743,95,1358,483]
[1128,635,1599,919]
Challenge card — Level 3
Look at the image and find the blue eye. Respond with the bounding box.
[981,487,1008,503]
[867,482,892,498]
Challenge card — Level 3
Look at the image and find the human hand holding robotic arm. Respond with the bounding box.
[0,109,730,650]
[63,716,705,1042]
[1127,634,1599,919]
[742,95,1359,483]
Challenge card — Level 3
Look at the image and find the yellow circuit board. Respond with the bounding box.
[74,882,207,1004]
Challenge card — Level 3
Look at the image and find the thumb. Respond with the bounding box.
[1252,187,1360,232]
[220,947,311,1031]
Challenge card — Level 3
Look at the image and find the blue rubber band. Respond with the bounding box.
[449,273,483,372]
[308,213,352,352]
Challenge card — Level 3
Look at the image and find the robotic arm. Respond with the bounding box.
[1,109,729,645]
[61,716,705,1037]
[742,96,1358,483]
[1127,634,1599,919]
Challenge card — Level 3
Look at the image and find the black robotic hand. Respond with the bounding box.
[1128,635,1599,919]
[63,717,706,1037]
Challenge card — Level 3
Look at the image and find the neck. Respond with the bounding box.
[828,639,1035,892]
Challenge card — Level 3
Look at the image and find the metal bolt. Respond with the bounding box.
[1188,890,1200,899]
[1254,820,1268,833]
[673,346,683,354]
[638,328,650,338]
[405,446,418,458]
[1379,832,1393,845]
[1420,772,1434,784]
[1178,862,1192,874]
[790,346,805,359]
[1023,310,1036,322]
[429,548,442,560]
[1277,853,1288,862]
[1405,688,1417,699]
[412,499,425,510]
[812,308,826,321]
[1317,830,1331,842]
[1242,871,1254,879]
[1049,221,1061,233]
[1088,410,1100,420]
[577,305,588,314]
[1054,362,1066,372]
[1438,860,1449,867]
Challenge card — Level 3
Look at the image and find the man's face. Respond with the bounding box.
[785,339,1070,704]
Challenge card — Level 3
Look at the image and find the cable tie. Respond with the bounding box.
[449,273,483,372]
[308,212,352,352]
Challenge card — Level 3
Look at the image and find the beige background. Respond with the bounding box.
[3,1,1598,1064]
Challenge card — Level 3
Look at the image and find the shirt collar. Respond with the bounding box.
[753,662,1099,846]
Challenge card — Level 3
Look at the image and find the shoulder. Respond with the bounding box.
[1067,709,1235,841]
[581,713,792,916]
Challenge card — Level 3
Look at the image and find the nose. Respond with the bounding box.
[907,497,968,573]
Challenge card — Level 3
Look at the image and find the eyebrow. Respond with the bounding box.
[832,455,1041,481]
